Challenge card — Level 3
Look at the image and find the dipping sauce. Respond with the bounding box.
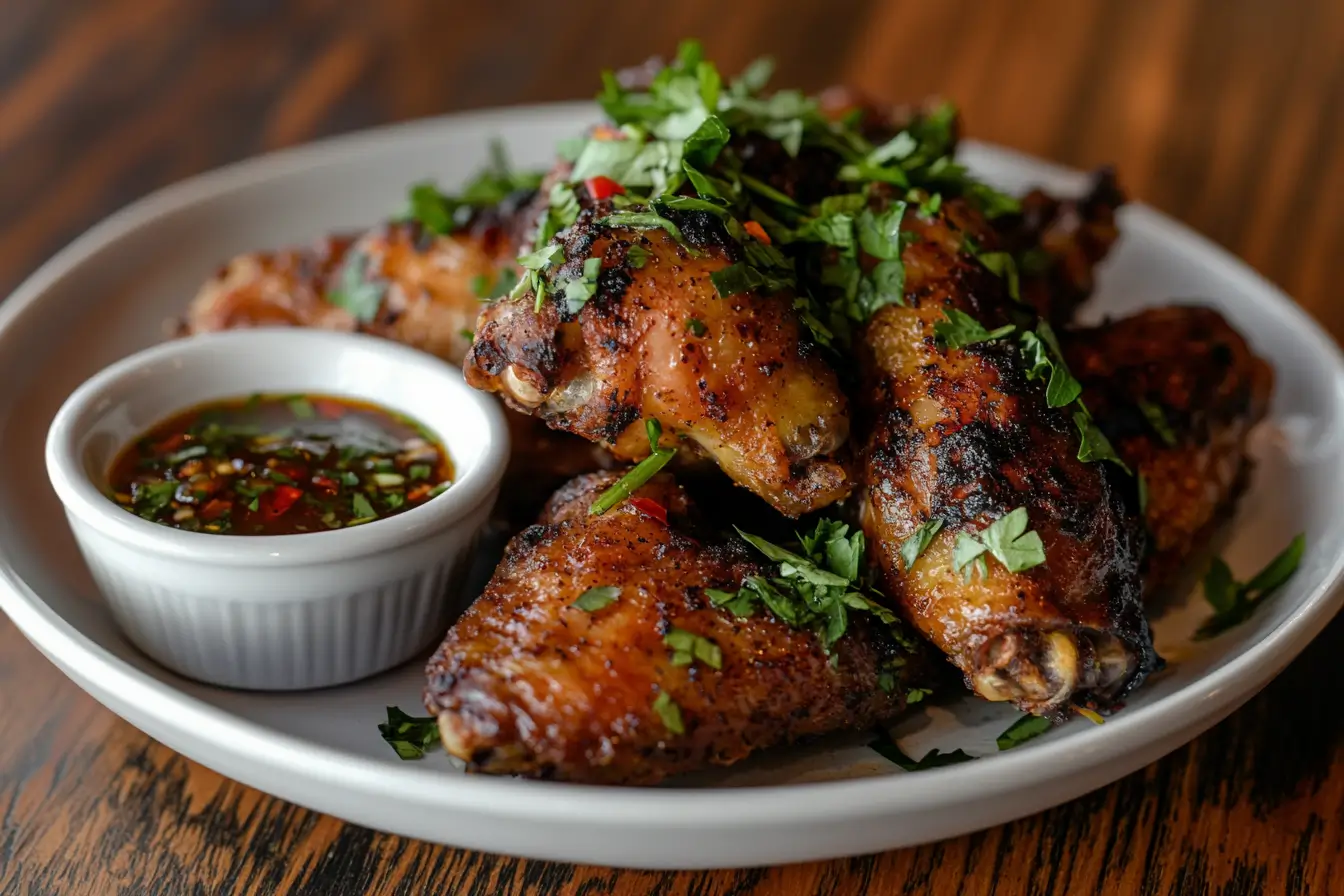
[107,394,453,535]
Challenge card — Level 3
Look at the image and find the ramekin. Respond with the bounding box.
[45,329,508,690]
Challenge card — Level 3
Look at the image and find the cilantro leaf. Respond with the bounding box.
[664,627,723,669]
[327,251,386,323]
[1074,411,1130,473]
[562,256,603,315]
[1195,535,1306,639]
[377,706,440,760]
[1138,399,1178,447]
[899,519,944,570]
[953,507,1046,579]
[870,733,976,771]
[572,585,621,612]
[652,691,685,735]
[996,713,1053,750]
[933,309,1015,350]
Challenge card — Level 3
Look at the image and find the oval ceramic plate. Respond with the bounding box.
[1,102,1342,870]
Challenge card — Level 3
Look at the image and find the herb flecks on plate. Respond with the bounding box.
[1195,534,1306,640]
[378,706,442,760]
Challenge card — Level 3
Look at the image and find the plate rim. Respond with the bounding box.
[2,101,1343,834]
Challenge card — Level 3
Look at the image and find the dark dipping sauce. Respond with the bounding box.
[107,394,453,535]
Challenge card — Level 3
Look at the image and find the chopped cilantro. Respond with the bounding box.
[997,713,1053,750]
[562,257,603,314]
[952,507,1046,580]
[572,585,621,612]
[286,397,315,419]
[1138,399,1178,447]
[664,627,722,669]
[686,318,707,336]
[870,733,976,771]
[1195,535,1305,639]
[327,251,386,323]
[652,691,685,735]
[899,519,944,570]
[351,492,377,522]
[934,309,1015,350]
[377,706,440,760]
[1074,411,1130,472]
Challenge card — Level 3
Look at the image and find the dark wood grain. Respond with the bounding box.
[2,1,1343,893]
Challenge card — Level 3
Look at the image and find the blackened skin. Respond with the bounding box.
[995,167,1126,327]
[1064,305,1274,596]
[464,208,853,518]
[423,471,924,785]
[857,190,1157,719]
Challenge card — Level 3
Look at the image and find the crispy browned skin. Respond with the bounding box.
[857,191,1156,718]
[997,168,1125,326]
[424,471,917,784]
[1065,306,1273,595]
[182,218,515,366]
[464,208,852,517]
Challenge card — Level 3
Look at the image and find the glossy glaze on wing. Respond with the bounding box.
[464,208,853,517]
[856,192,1156,718]
[1065,306,1273,594]
[424,472,919,784]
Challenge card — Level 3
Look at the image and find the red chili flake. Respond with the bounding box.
[311,475,339,492]
[199,499,232,522]
[266,485,304,518]
[407,483,432,502]
[584,176,625,201]
[628,497,668,526]
[591,124,623,142]
[313,399,346,420]
[152,433,187,454]
[743,220,771,244]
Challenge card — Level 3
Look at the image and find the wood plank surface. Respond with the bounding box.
[1,1,1342,893]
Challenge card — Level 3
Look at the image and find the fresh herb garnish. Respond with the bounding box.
[351,492,378,522]
[133,480,178,520]
[1138,399,1178,447]
[561,256,603,314]
[408,464,431,481]
[952,507,1046,580]
[652,691,685,735]
[664,627,723,669]
[327,251,386,323]
[286,396,315,419]
[997,713,1053,750]
[685,317,707,336]
[572,585,621,612]
[1074,411,1130,472]
[933,309,1015,350]
[377,706,441,760]
[899,519,944,570]
[589,419,677,515]
[1195,534,1306,639]
[870,732,976,771]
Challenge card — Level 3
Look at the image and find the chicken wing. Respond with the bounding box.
[1064,306,1273,595]
[463,208,853,517]
[857,191,1156,718]
[423,471,923,784]
[181,210,522,366]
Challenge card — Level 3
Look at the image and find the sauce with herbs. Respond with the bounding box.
[107,394,453,535]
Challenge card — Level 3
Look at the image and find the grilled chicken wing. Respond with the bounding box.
[182,214,520,366]
[997,168,1125,326]
[424,471,921,784]
[464,209,852,517]
[856,192,1156,718]
[1065,306,1273,594]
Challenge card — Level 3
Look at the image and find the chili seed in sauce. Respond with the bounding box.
[106,393,453,535]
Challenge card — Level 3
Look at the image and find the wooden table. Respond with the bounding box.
[2,1,1341,893]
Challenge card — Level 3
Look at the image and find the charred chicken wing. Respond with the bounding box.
[857,193,1157,718]
[1065,305,1273,594]
[464,210,853,517]
[423,471,922,784]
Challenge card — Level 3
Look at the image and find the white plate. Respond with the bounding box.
[2,102,1342,870]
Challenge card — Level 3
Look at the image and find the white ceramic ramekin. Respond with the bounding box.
[45,329,508,690]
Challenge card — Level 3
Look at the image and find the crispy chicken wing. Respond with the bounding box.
[997,168,1125,326]
[1065,306,1273,594]
[464,209,852,517]
[423,471,921,784]
[181,214,519,366]
[856,192,1156,718]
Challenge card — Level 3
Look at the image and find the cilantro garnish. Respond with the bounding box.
[996,713,1053,750]
[406,140,542,235]
[934,309,1015,350]
[899,519,944,570]
[377,706,440,760]
[351,492,378,522]
[1195,535,1306,640]
[562,257,603,314]
[1138,399,1178,447]
[952,507,1046,580]
[589,419,677,515]
[652,691,685,735]
[685,317,707,336]
[327,251,386,323]
[572,585,621,612]
[664,627,722,669]
[1073,411,1130,472]
[870,731,976,771]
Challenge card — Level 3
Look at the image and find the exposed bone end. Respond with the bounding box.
[973,628,1135,713]
[503,365,547,407]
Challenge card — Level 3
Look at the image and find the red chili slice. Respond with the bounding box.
[266,485,304,518]
[584,176,625,201]
[313,399,346,419]
[199,499,232,522]
[628,497,668,526]
[743,220,771,244]
[152,433,187,454]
